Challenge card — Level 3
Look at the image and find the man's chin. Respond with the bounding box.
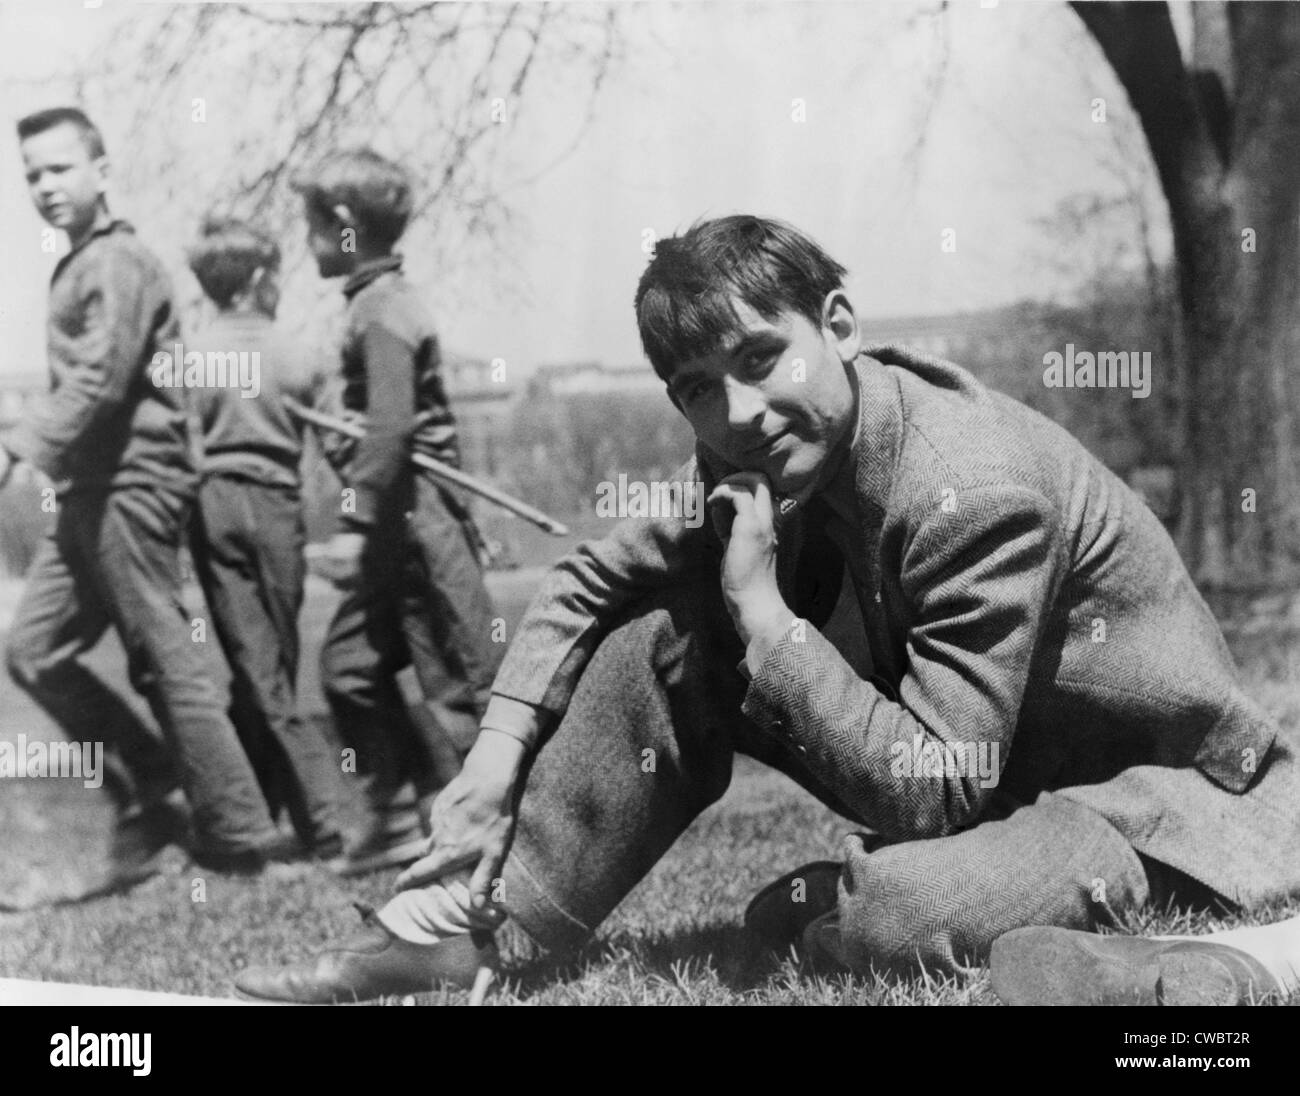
[765,460,820,505]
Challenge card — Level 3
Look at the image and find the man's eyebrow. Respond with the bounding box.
[723,330,787,360]
[667,366,703,395]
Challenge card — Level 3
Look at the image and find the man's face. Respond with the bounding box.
[303,203,353,278]
[21,123,106,237]
[666,294,860,501]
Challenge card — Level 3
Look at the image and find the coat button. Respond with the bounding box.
[770,719,785,733]
[794,743,808,758]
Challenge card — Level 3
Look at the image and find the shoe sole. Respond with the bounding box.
[990,927,1282,1006]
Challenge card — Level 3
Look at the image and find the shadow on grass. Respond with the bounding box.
[499,918,786,999]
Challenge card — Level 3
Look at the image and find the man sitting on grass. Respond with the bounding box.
[237,215,1300,1005]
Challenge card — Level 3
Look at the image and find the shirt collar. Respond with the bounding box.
[343,254,404,298]
[55,213,132,279]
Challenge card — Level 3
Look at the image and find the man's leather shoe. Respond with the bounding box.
[990,927,1285,1005]
[744,861,841,952]
[234,906,499,1003]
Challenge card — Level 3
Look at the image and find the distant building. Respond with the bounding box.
[527,360,662,398]
[861,311,1015,361]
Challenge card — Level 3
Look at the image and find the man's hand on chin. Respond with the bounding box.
[708,471,794,647]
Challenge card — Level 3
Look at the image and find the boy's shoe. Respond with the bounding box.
[190,845,267,876]
[104,792,191,888]
[258,831,346,865]
[327,813,428,878]
[990,927,1285,1006]
[234,905,499,1004]
[744,861,842,952]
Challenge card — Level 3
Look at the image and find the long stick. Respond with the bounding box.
[284,397,569,536]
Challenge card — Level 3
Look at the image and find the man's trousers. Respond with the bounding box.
[320,476,502,809]
[493,576,1225,976]
[190,474,341,847]
[5,486,276,855]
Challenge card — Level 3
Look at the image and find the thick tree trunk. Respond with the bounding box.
[1072,1,1300,598]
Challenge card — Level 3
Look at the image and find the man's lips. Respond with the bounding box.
[742,428,790,456]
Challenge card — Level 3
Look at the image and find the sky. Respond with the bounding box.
[0,0,1178,381]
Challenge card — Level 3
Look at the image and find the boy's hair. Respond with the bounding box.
[291,149,413,248]
[635,215,848,380]
[186,217,281,309]
[16,106,106,159]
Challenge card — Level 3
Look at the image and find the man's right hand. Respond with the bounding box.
[394,730,525,912]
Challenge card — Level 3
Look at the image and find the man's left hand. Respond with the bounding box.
[708,472,792,645]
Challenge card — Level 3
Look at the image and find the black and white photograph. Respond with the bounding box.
[0,0,1298,1042]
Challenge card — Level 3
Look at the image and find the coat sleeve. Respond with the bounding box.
[6,249,164,479]
[341,311,417,529]
[490,457,717,714]
[740,483,1067,839]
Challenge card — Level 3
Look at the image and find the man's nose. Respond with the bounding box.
[723,376,766,431]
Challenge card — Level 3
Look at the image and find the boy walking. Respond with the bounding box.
[0,108,280,899]
[185,217,344,860]
[291,149,502,876]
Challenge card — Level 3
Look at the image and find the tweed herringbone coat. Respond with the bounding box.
[493,346,1299,907]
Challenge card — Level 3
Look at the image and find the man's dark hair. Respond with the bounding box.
[291,148,413,248]
[187,217,281,309]
[635,215,848,380]
[16,106,106,159]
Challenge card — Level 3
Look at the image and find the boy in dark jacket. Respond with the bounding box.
[185,217,344,860]
[1,108,279,901]
[291,149,501,876]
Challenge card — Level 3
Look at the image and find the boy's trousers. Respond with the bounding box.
[5,486,277,855]
[190,474,342,846]
[321,475,502,807]
[491,575,1265,976]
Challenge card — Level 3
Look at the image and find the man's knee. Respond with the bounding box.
[601,577,739,690]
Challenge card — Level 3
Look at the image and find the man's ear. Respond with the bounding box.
[822,289,861,364]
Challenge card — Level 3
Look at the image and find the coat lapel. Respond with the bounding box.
[845,352,906,682]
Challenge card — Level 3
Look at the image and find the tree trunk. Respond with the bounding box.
[1072,1,1300,600]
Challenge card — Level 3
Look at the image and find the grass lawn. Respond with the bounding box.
[1,570,1298,1005]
